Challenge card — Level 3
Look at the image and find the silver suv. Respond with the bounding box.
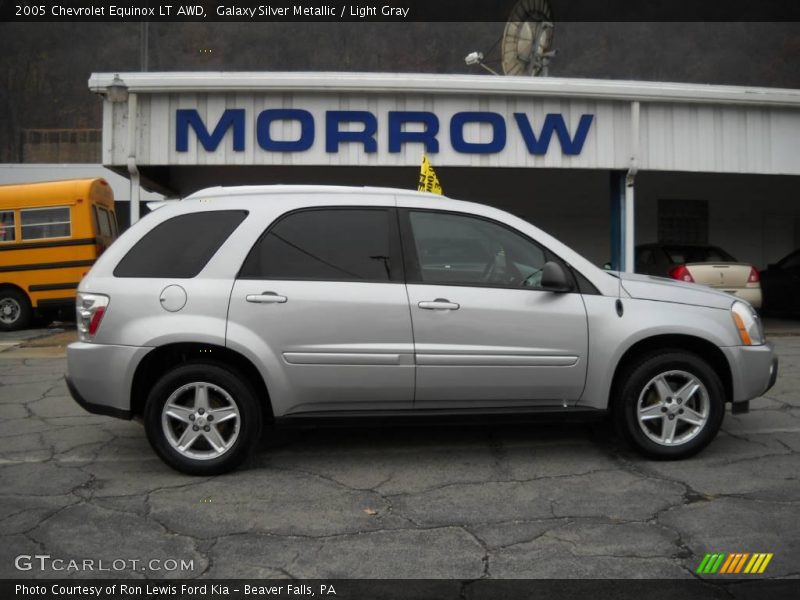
[66,186,777,474]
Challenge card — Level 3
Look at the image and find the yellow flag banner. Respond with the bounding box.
[417,154,443,195]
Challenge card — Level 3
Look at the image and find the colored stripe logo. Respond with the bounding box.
[696,552,773,574]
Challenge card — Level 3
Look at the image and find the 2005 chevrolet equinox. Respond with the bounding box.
[66,186,778,474]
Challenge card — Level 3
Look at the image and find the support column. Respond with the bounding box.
[624,171,636,273]
[126,92,140,225]
[624,101,640,274]
[610,170,626,271]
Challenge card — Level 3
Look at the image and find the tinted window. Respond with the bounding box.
[114,211,247,278]
[240,209,395,282]
[408,211,548,288]
[21,207,70,239]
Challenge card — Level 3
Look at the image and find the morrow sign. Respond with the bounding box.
[175,109,594,155]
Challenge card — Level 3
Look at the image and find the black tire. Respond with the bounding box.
[144,362,263,475]
[614,350,725,459]
[0,288,32,331]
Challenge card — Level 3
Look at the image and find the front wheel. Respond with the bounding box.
[615,350,725,459]
[144,362,263,475]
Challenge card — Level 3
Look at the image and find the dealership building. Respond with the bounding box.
[88,72,800,271]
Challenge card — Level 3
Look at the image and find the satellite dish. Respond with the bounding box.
[501,0,556,76]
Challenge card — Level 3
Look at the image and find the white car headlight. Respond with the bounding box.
[731,301,764,346]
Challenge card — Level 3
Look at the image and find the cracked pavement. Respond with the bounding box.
[0,333,798,580]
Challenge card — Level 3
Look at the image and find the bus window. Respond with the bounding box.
[93,205,113,237]
[21,206,71,239]
[0,211,14,242]
[100,207,113,237]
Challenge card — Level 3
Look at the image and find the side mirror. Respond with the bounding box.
[603,262,612,271]
[540,261,574,293]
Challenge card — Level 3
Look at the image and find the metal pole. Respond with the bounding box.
[126,93,140,225]
[624,101,640,273]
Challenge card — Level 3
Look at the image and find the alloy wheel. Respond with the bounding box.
[161,381,241,460]
[636,369,710,446]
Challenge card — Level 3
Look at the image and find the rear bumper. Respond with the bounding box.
[66,341,151,419]
[65,375,131,419]
[722,342,777,404]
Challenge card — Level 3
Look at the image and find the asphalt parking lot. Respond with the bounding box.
[0,327,798,580]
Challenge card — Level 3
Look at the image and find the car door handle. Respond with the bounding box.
[418,298,460,310]
[246,292,287,304]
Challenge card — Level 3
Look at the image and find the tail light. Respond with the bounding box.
[76,293,109,341]
[748,267,760,283]
[669,264,695,283]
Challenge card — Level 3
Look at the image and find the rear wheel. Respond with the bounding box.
[0,288,32,331]
[144,362,263,475]
[615,350,725,459]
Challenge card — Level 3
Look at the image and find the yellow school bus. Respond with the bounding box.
[0,178,118,330]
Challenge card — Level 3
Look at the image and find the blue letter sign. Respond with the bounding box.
[325,111,378,153]
[256,109,315,152]
[514,113,594,155]
[176,109,245,152]
[388,111,440,153]
[450,112,507,154]
[174,109,594,156]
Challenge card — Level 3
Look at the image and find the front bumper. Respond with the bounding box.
[66,341,151,420]
[766,355,779,393]
[721,342,778,404]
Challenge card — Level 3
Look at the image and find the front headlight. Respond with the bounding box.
[731,301,765,346]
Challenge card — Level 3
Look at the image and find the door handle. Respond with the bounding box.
[418,298,460,310]
[246,291,287,304]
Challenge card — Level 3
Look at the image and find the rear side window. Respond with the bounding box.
[114,210,247,278]
[239,208,399,282]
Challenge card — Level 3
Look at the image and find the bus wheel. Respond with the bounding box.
[0,289,32,331]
